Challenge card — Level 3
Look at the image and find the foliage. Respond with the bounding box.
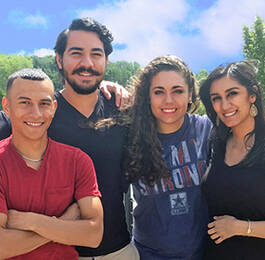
[195,102,206,116]
[31,55,62,91]
[196,68,208,82]
[0,53,33,92]
[195,69,208,115]
[243,16,265,99]
[104,61,141,88]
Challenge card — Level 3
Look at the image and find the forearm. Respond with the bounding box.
[235,219,265,239]
[0,203,79,258]
[0,228,49,259]
[28,214,103,247]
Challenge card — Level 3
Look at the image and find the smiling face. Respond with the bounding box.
[56,30,108,94]
[210,76,256,131]
[149,70,192,134]
[2,78,57,143]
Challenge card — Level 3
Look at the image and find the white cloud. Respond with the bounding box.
[17,48,55,57]
[8,10,48,28]
[192,0,265,55]
[17,50,26,56]
[32,48,55,57]
[76,0,265,71]
[78,0,190,66]
[24,15,47,27]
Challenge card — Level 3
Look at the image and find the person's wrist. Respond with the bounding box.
[235,219,249,236]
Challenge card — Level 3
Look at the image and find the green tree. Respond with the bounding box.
[31,55,61,91]
[104,61,141,88]
[195,69,208,115]
[196,68,208,82]
[243,16,265,97]
[0,53,33,92]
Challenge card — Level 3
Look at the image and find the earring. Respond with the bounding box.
[188,102,194,112]
[216,116,220,127]
[250,103,258,117]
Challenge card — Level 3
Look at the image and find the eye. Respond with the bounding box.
[154,90,164,95]
[93,52,102,56]
[70,51,82,56]
[211,96,221,103]
[19,101,30,105]
[40,102,51,106]
[227,91,238,97]
[173,89,183,94]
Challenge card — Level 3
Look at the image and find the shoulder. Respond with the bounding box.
[0,111,11,141]
[0,137,12,156]
[187,113,212,131]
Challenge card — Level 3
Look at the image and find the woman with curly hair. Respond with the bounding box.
[122,55,212,259]
[199,61,265,259]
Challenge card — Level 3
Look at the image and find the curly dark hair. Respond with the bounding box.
[122,55,199,186]
[199,61,265,167]
[54,17,113,58]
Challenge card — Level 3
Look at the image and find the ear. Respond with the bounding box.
[56,53,63,70]
[2,97,10,116]
[250,85,258,103]
[249,93,256,104]
[106,57,109,66]
[188,91,192,103]
[52,100,58,117]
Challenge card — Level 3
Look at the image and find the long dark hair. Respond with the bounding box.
[199,61,265,167]
[122,55,199,185]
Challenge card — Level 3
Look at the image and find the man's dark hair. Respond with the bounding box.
[6,68,50,94]
[54,17,114,59]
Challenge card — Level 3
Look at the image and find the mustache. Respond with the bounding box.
[72,67,101,76]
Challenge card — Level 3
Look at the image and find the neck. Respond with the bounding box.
[12,135,48,162]
[158,116,185,134]
[61,83,98,118]
[230,117,255,144]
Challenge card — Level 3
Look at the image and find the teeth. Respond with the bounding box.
[26,122,42,126]
[79,72,91,76]
[224,111,236,117]
[162,109,175,113]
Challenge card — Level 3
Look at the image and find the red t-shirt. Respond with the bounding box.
[0,136,101,260]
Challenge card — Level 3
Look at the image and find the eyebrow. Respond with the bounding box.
[210,86,239,96]
[17,96,52,102]
[151,85,184,89]
[67,47,83,53]
[67,47,104,53]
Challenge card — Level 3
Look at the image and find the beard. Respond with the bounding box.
[61,65,104,95]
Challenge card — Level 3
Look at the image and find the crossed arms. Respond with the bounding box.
[0,196,103,259]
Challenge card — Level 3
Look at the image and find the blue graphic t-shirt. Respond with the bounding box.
[133,113,212,260]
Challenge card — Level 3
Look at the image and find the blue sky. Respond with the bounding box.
[1,0,265,73]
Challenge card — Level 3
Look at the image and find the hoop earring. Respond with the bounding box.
[250,103,258,117]
[216,116,220,127]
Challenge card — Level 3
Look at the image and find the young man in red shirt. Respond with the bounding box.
[0,68,103,259]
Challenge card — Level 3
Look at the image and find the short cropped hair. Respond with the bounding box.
[6,68,51,94]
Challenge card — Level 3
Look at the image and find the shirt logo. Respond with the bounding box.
[170,192,189,215]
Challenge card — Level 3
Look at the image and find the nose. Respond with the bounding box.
[221,98,231,110]
[31,104,42,118]
[80,54,93,68]
[165,93,174,104]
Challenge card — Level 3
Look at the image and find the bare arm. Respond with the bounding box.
[208,215,265,244]
[0,202,81,259]
[0,213,48,259]
[8,196,103,248]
